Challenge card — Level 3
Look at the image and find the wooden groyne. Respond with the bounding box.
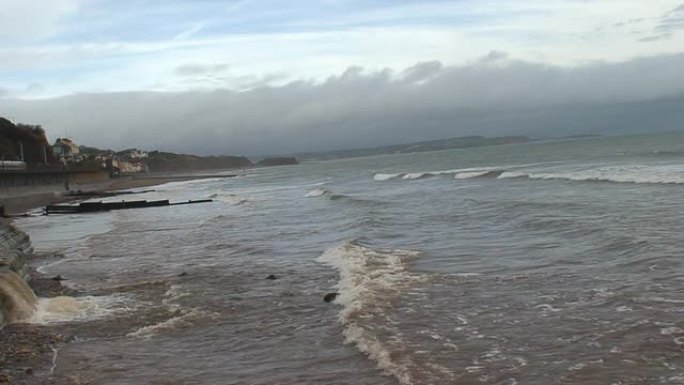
[45,199,213,215]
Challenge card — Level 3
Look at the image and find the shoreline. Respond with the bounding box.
[0,264,76,385]
[0,171,234,383]
[1,172,237,216]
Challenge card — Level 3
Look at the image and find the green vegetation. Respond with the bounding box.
[145,151,252,172]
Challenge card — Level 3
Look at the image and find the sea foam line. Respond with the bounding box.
[374,167,503,182]
[318,241,424,385]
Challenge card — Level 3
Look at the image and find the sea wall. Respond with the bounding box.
[0,171,68,190]
[0,220,37,327]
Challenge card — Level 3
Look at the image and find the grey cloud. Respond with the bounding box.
[477,50,509,63]
[3,53,684,156]
[642,4,684,41]
[639,33,672,42]
[401,61,442,84]
[670,4,684,14]
[175,63,231,76]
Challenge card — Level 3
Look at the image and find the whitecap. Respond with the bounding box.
[29,294,131,324]
[305,188,329,198]
[317,241,423,385]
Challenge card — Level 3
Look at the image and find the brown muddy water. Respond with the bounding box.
[12,133,684,384]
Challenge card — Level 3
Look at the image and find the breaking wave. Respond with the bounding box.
[317,241,425,385]
[376,164,684,186]
[29,294,132,324]
[208,193,248,205]
[498,165,684,185]
[305,188,329,198]
[127,308,214,338]
[374,167,504,182]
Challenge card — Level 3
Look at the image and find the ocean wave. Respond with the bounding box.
[317,241,424,385]
[498,165,684,185]
[208,192,248,205]
[305,188,329,198]
[127,308,214,338]
[374,167,503,182]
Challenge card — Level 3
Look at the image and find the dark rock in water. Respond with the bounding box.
[177,272,188,277]
[50,275,64,281]
[266,274,277,280]
[324,292,340,302]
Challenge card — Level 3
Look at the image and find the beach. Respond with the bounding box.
[2,133,684,384]
[0,172,235,384]
[0,173,237,216]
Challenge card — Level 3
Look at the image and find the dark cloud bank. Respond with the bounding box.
[2,52,684,156]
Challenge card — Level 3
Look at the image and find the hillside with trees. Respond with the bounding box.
[0,117,58,165]
[144,151,252,172]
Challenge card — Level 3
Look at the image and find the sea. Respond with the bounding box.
[16,132,684,385]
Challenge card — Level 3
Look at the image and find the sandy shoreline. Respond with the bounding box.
[1,172,235,216]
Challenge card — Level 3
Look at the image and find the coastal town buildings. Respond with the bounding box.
[52,138,83,164]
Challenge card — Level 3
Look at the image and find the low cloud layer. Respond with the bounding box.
[3,53,684,156]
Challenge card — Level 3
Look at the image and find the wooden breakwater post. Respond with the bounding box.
[44,199,213,215]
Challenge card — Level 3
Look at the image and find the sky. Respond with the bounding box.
[1,0,684,155]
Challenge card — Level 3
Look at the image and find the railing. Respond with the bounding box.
[0,161,26,171]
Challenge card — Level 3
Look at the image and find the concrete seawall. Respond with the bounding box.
[0,220,36,327]
[0,169,110,215]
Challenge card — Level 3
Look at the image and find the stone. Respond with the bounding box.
[323,292,340,302]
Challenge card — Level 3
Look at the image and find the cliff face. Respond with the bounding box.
[145,152,253,172]
[0,118,58,165]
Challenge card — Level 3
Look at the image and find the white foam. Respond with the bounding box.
[498,171,529,179]
[208,193,248,205]
[402,172,428,180]
[305,188,329,198]
[661,327,683,335]
[374,173,403,181]
[317,241,423,385]
[374,167,502,182]
[29,294,131,324]
[499,164,684,185]
[127,308,212,338]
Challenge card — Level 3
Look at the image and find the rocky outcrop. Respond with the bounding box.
[145,152,253,172]
[256,157,299,167]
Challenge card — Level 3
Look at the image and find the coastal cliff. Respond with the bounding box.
[145,152,253,172]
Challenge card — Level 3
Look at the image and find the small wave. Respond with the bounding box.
[29,294,131,324]
[127,308,213,338]
[317,241,424,385]
[208,192,248,205]
[455,170,504,179]
[374,167,504,182]
[305,188,329,198]
[498,165,684,185]
[374,173,404,181]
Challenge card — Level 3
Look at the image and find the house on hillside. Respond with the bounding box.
[53,138,84,164]
[119,148,148,159]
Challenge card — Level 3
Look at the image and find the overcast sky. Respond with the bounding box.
[1,0,684,155]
